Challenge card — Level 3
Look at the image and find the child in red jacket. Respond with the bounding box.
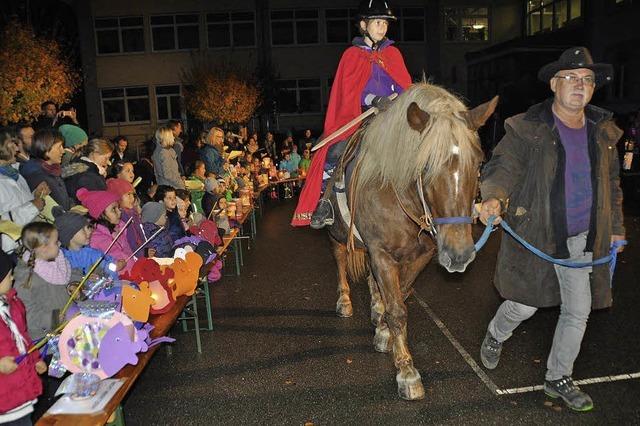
[0,250,47,425]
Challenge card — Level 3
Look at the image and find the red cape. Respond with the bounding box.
[291,45,412,226]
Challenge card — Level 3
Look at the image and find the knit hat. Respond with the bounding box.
[141,202,166,224]
[0,250,13,283]
[204,177,218,193]
[59,124,88,148]
[54,211,89,247]
[76,188,120,219]
[106,178,134,197]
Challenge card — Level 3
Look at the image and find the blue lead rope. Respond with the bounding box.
[474,216,627,279]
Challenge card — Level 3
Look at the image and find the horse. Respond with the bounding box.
[326,83,498,400]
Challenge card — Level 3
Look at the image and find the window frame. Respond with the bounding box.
[395,7,427,43]
[150,13,200,52]
[277,78,323,115]
[94,15,145,56]
[155,85,183,122]
[525,0,582,36]
[100,86,152,126]
[270,9,320,46]
[442,6,491,43]
[206,11,257,49]
[324,8,358,45]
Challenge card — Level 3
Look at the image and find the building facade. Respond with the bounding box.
[75,0,513,149]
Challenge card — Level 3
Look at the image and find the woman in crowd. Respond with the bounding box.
[152,125,185,190]
[0,131,47,255]
[64,138,114,202]
[20,129,72,211]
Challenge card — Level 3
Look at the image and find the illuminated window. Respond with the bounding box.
[443,8,489,42]
[526,0,582,35]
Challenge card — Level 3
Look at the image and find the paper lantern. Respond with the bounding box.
[147,280,175,314]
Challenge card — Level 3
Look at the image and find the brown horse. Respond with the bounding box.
[327,83,497,400]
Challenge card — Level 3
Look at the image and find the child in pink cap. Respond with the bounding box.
[106,178,144,252]
[76,188,135,273]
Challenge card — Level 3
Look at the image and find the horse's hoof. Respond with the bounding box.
[396,369,425,401]
[336,297,353,318]
[373,326,392,353]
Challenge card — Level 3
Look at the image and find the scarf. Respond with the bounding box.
[0,164,20,181]
[22,250,72,286]
[40,160,62,177]
[0,294,27,354]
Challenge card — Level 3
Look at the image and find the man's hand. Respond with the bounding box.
[611,235,626,253]
[35,360,48,374]
[33,181,50,200]
[479,198,503,225]
[116,259,127,271]
[0,356,18,375]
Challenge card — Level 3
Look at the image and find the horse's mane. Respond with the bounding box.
[354,83,482,194]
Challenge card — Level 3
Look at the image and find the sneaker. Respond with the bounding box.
[544,376,594,412]
[310,199,334,229]
[480,331,502,370]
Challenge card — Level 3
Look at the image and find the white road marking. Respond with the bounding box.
[412,290,501,395]
[412,290,640,397]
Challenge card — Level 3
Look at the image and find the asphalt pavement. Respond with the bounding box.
[124,197,640,425]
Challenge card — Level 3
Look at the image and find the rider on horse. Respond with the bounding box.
[291,0,412,228]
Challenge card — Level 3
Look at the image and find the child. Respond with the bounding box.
[76,188,136,272]
[299,149,312,175]
[140,202,173,258]
[0,250,47,425]
[154,185,185,241]
[278,150,298,178]
[110,161,135,184]
[13,222,72,340]
[175,189,194,232]
[54,211,124,280]
[107,178,145,251]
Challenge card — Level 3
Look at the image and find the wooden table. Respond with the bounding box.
[37,295,190,426]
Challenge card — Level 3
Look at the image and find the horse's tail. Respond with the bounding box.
[346,248,368,283]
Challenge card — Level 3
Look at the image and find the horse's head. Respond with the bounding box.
[406,94,498,273]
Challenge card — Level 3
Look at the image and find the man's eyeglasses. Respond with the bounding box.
[553,74,596,86]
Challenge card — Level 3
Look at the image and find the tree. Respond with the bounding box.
[182,56,261,126]
[0,20,79,125]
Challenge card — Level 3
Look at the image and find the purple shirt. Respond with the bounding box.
[356,38,404,106]
[554,114,591,236]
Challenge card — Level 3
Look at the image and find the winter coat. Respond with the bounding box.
[0,289,43,414]
[141,222,174,258]
[120,207,145,252]
[200,144,224,176]
[13,260,72,340]
[480,99,625,310]
[90,222,135,272]
[166,208,186,241]
[0,172,38,254]
[63,159,107,202]
[152,143,184,189]
[201,192,219,219]
[19,159,72,211]
[134,157,156,202]
[61,247,118,280]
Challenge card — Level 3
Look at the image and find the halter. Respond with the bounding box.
[393,172,473,241]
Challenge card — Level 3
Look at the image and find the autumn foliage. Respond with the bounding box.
[183,57,260,125]
[0,21,79,125]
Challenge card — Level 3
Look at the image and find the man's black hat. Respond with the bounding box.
[537,46,613,88]
[357,0,397,21]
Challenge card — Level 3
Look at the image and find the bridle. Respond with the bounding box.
[393,172,473,240]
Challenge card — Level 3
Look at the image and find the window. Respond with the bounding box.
[443,8,489,42]
[526,0,582,35]
[325,9,358,44]
[101,87,150,124]
[207,11,256,48]
[151,14,199,51]
[156,85,182,121]
[271,10,319,45]
[277,79,322,114]
[389,8,426,42]
[95,16,144,54]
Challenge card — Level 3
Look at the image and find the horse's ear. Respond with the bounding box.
[462,96,499,130]
[407,102,430,133]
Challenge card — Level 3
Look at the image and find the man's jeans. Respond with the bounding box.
[322,140,346,192]
[487,231,593,380]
